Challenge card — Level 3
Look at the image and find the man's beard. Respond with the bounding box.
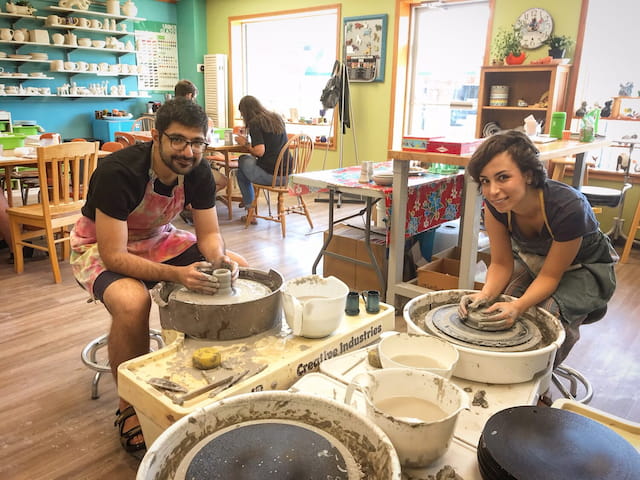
[158,142,201,175]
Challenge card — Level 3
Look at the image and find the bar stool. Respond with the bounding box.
[550,305,607,404]
[80,329,164,399]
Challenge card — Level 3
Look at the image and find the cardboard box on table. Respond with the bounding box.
[418,245,492,291]
[323,224,387,292]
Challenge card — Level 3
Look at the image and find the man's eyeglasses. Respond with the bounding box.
[162,132,208,153]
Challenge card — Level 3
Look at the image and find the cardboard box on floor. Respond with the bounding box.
[323,224,387,292]
[417,246,491,291]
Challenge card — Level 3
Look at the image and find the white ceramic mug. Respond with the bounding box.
[50,60,63,71]
[77,61,89,71]
[90,19,102,29]
[0,29,13,41]
[46,15,60,26]
[77,17,90,28]
[78,38,91,47]
[12,30,25,42]
[64,61,78,71]
[98,62,109,72]
[88,63,98,72]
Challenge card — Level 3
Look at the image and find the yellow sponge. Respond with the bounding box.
[192,347,222,370]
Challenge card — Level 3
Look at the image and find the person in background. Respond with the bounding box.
[70,98,248,457]
[234,95,290,224]
[458,130,616,368]
[174,79,227,225]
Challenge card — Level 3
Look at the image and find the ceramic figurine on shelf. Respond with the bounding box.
[619,82,634,96]
[122,0,138,17]
[58,0,91,10]
[575,101,588,117]
[601,100,612,118]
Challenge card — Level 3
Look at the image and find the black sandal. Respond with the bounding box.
[114,405,146,457]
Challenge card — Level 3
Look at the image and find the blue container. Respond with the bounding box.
[92,119,136,143]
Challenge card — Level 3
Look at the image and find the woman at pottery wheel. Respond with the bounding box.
[459,130,616,366]
[70,98,248,457]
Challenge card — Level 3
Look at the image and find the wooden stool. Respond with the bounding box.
[549,156,596,183]
[620,192,640,263]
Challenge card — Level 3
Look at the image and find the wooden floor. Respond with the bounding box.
[0,193,638,479]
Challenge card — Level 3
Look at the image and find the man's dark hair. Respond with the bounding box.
[468,130,547,189]
[155,98,208,136]
[174,79,198,98]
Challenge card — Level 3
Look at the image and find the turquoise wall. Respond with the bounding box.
[0,0,176,140]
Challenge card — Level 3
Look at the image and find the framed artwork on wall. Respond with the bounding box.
[343,14,388,83]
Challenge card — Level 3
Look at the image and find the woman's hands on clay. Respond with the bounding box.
[458,293,490,319]
[474,301,523,330]
[179,261,220,294]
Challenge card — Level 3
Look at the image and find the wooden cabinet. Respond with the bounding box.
[475,64,571,137]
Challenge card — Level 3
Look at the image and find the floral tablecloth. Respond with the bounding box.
[290,161,464,241]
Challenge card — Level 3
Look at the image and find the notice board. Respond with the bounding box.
[135,21,179,92]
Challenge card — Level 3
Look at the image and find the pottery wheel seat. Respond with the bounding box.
[175,421,359,479]
[426,305,543,352]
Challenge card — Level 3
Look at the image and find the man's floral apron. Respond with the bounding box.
[70,169,196,296]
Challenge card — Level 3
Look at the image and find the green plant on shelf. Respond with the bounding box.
[491,25,523,62]
[542,34,574,50]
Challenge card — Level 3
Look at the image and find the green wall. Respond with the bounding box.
[492,0,583,62]
[204,0,395,171]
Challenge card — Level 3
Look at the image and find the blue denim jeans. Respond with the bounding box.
[236,154,286,205]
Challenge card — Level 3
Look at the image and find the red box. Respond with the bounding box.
[401,136,444,152]
[426,138,484,155]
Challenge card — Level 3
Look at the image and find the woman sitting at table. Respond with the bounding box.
[234,95,290,224]
[458,130,617,366]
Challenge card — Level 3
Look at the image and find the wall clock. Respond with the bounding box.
[516,8,553,49]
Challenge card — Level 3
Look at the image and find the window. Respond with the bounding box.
[229,7,340,143]
[405,1,490,139]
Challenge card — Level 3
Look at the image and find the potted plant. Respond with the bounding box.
[543,34,574,59]
[492,25,525,65]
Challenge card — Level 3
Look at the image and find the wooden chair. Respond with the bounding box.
[245,134,314,237]
[114,131,137,147]
[549,156,595,183]
[101,141,124,152]
[132,115,155,131]
[620,192,640,264]
[7,141,99,283]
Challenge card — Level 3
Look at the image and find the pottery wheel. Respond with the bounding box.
[174,419,361,480]
[478,406,640,480]
[426,304,542,351]
[170,279,272,305]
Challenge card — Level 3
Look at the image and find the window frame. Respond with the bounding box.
[228,5,342,149]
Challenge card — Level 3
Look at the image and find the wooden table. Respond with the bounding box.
[386,137,611,306]
[1,148,110,207]
[206,144,250,220]
[291,162,464,298]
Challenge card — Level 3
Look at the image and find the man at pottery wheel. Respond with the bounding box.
[458,130,616,367]
[70,98,248,457]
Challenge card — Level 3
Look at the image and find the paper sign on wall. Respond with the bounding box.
[135,21,179,92]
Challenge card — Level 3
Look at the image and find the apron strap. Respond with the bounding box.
[507,190,554,240]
